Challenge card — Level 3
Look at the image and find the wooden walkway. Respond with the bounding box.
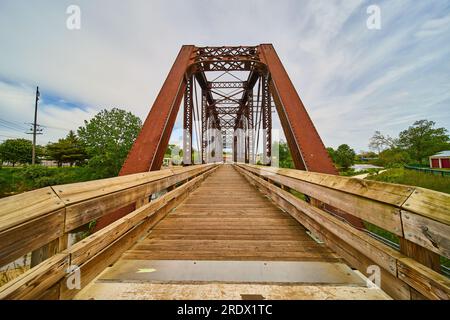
[75,165,390,299]
[123,165,340,261]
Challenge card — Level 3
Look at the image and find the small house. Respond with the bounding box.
[429,151,450,169]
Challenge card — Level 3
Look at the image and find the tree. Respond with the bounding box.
[369,131,399,153]
[375,148,411,167]
[0,139,33,166]
[46,130,87,167]
[398,120,449,164]
[77,108,142,178]
[334,144,356,170]
[275,141,294,169]
[326,147,336,163]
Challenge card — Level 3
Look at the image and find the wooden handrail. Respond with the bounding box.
[0,164,219,299]
[0,164,217,268]
[235,163,450,300]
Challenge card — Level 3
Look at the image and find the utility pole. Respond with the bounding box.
[28,86,41,165]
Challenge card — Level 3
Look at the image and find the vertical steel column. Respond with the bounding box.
[261,74,272,166]
[201,91,207,164]
[183,75,193,165]
[259,44,337,174]
[233,134,237,162]
[95,45,194,232]
[246,92,254,164]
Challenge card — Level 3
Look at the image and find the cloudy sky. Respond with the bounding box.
[0,0,449,152]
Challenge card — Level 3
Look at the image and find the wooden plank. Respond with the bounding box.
[0,187,63,233]
[397,258,449,300]
[0,253,69,300]
[402,188,450,225]
[121,165,341,265]
[236,165,402,275]
[69,169,212,266]
[61,168,216,299]
[60,190,197,300]
[242,164,414,205]
[134,239,330,253]
[0,209,65,267]
[122,250,340,262]
[236,167,411,299]
[401,210,449,259]
[236,164,450,300]
[64,164,215,232]
[35,283,60,300]
[0,165,217,300]
[73,282,390,300]
[238,165,403,236]
[54,170,172,204]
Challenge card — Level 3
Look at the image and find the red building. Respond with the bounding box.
[429,151,450,169]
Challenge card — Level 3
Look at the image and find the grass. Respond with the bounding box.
[0,167,28,198]
[365,167,450,194]
[0,166,93,198]
[0,254,30,287]
[364,168,449,273]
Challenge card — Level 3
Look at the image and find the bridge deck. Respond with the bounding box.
[124,165,340,261]
[76,165,390,299]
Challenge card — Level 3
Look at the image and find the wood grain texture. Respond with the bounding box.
[63,164,215,232]
[401,210,450,259]
[0,209,65,266]
[238,164,403,235]
[236,164,450,300]
[123,165,341,263]
[402,188,450,225]
[0,187,63,233]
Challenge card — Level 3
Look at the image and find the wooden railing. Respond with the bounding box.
[0,164,218,299]
[235,164,450,300]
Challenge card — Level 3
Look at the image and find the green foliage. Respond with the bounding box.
[398,120,449,164]
[364,222,399,245]
[326,147,336,163]
[0,139,33,166]
[334,144,356,170]
[366,168,450,194]
[77,108,142,179]
[372,148,411,168]
[275,141,294,169]
[19,165,92,189]
[46,130,86,166]
[369,131,399,152]
[370,120,449,167]
[0,167,28,198]
[0,165,94,198]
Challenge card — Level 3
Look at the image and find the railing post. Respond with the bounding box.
[399,238,441,272]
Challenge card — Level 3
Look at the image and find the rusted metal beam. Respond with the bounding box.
[119,45,194,174]
[94,46,195,231]
[183,75,194,165]
[259,44,337,175]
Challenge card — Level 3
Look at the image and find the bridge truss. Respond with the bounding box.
[119,44,336,175]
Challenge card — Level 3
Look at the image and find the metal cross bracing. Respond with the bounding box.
[98,44,338,229]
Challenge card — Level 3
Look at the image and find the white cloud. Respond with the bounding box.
[0,0,449,152]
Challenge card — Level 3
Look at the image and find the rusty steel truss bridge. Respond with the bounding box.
[0,45,448,300]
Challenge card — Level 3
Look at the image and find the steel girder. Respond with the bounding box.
[119,45,195,174]
[98,44,338,231]
[183,76,194,165]
[259,44,337,174]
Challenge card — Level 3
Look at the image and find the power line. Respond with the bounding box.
[39,124,70,132]
[0,118,28,131]
[0,122,27,133]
